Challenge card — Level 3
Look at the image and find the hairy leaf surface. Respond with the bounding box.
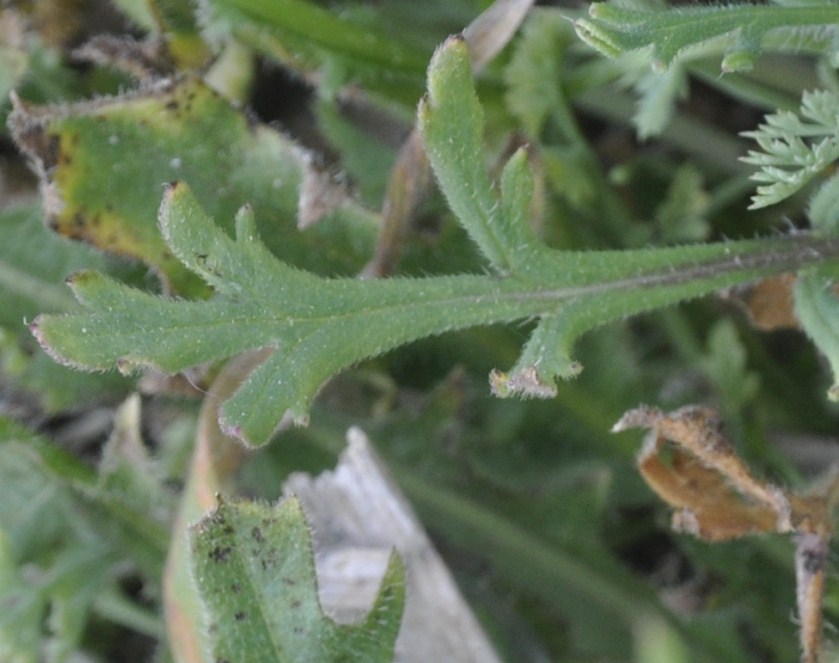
[31,38,839,446]
[190,497,404,663]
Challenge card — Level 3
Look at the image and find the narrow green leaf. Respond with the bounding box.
[98,395,174,527]
[199,0,428,86]
[499,147,542,264]
[653,165,709,244]
[420,36,542,274]
[0,418,168,578]
[189,496,404,663]
[696,319,760,413]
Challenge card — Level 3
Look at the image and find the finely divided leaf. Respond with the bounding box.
[31,39,839,445]
[574,3,839,72]
[742,90,839,210]
[189,497,404,663]
[33,181,559,444]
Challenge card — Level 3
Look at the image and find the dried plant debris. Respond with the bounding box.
[728,273,800,332]
[613,405,839,663]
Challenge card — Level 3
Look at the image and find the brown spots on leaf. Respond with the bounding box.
[234,610,247,621]
[251,526,264,544]
[209,545,233,563]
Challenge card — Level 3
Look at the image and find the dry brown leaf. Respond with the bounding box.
[614,405,839,663]
[730,273,800,331]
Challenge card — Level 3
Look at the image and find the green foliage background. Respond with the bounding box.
[4,0,839,661]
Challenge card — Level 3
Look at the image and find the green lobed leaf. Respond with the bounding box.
[574,3,839,72]
[31,188,839,443]
[33,181,567,444]
[9,77,378,295]
[31,39,839,446]
[189,496,404,663]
